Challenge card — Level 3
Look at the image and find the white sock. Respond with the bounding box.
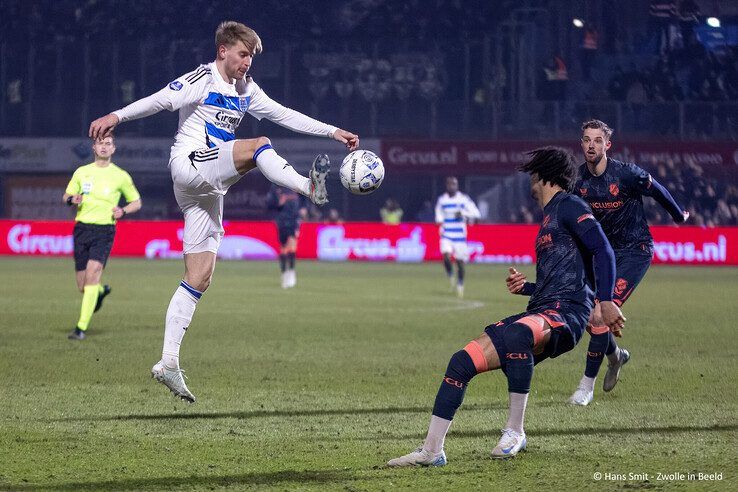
[505,392,529,434]
[423,415,452,453]
[254,146,311,197]
[607,347,621,364]
[162,281,201,368]
[579,375,596,392]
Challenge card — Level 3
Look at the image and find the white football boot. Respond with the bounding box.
[448,275,456,291]
[491,428,527,459]
[568,386,594,406]
[309,154,330,205]
[603,348,630,392]
[281,272,289,289]
[151,360,195,403]
[387,447,447,467]
[288,270,297,288]
[456,284,464,298]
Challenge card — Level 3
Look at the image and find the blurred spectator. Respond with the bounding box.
[324,208,344,224]
[415,200,435,222]
[580,25,599,80]
[380,198,403,224]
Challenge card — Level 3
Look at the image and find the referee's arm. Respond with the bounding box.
[112,199,142,220]
[62,193,83,206]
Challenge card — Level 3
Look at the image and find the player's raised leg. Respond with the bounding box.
[232,137,330,205]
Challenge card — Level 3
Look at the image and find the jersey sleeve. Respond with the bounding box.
[246,81,338,137]
[623,163,652,194]
[434,197,444,224]
[119,171,141,202]
[462,195,481,220]
[65,170,81,195]
[112,67,206,122]
[560,196,599,237]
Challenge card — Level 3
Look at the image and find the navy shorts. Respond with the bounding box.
[611,248,653,306]
[484,303,590,366]
[73,222,116,271]
[277,225,298,246]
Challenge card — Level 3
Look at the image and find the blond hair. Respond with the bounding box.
[581,119,613,140]
[215,21,262,54]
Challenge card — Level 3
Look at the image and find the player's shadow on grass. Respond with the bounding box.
[54,402,558,422]
[383,423,738,442]
[14,469,349,491]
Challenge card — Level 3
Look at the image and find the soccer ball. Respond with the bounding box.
[340,150,385,195]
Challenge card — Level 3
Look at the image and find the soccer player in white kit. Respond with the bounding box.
[435,177,481,298]
[89,21,359,402]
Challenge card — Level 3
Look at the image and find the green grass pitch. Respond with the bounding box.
[0,257,736,490]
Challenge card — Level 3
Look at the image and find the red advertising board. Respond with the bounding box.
[1,220,736,265]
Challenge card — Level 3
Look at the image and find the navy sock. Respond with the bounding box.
[287,252,296,270]
[456,261,465,286]
[604,331,617,356]
[432,350,478,420]
[502,323,534,393]
[443,256,453,277]
[585,332,610,378]
[279,254,287,273]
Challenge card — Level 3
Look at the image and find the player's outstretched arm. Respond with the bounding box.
[647,177,689,223]
[506,267,535,295]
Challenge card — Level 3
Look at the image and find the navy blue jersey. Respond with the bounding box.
[266,187,303,229]
[575,158,653,251]
[528,192,599,313]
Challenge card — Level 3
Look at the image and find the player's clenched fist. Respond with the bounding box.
[506,267,527,294]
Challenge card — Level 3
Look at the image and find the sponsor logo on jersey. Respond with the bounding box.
[169,80,183,91]
[590,200,624,210]
[609,183,620,196]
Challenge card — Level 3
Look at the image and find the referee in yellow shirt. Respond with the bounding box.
[63,135,142,340]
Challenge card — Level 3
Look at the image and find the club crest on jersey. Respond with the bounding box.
[614,278,628,296]
[238,96,250,111]
[580,188,588,196]
[169,81,183,91]
[609,183,619,196]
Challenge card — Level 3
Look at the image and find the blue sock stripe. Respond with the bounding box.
[179,280,202,300]
[253,144,273,161]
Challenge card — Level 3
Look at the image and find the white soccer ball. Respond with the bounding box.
[340,150,385,195]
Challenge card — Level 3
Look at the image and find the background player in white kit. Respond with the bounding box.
[89,21,359,402]
[435,176,481,298]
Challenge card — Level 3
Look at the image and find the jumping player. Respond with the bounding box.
[89,21,359,402]
[435,176,481,298]
[568,119,688,406]
[266,185,304,289]
[388,147,624,466]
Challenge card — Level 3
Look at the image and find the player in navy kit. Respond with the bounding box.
[568,120,689,406]
[387,147,624,466]
[266,185,305,288]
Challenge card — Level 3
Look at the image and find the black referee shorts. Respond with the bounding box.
[277,224,298,246]
[73,222,116,271]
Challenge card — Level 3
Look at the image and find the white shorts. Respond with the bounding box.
[169,141,241,254]
[440,238,469,262]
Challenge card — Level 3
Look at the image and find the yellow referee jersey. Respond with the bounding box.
[65,163,140,225]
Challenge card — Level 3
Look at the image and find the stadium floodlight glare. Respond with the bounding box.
[572,18,584,28]
[707,17,720,28]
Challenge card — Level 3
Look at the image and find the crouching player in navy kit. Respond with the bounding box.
[568,119,689,406]
[387,147,624,466]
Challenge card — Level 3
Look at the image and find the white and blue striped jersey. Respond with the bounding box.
[435,192,481,241]
[113,61,338,157]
